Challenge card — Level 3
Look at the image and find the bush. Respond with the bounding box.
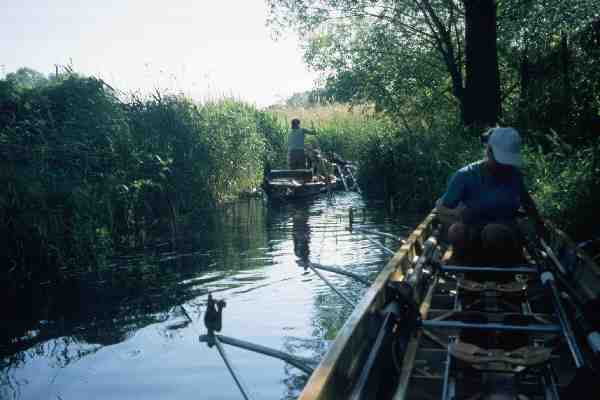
[525,138,600,240]
[1,75,287,284]
[0,75,130,276]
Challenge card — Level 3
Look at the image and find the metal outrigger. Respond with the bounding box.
[201,294,317,400]
[199,333,316,375]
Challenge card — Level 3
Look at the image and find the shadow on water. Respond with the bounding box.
[2,201,269,360]
[1,193,422,400]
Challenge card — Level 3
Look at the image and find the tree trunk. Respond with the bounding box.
[560,33,571,124]
[463,0,500,127]
[518,47,530,130]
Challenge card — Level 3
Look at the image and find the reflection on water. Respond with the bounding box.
[1,192,420,400]
[292,203,311,268]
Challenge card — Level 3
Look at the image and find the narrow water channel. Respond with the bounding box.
[1,192,423,400]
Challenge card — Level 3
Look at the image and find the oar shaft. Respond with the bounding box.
[363,234,395,256]
[540,239,567,275]
[201,334,315,374]
[180,304,193,322]
[309,262,370,286]
[308,262,356,307]
[535,239,588,367]
[351,226,404,242]
[214,335,254,400]
[441,337,455,400]
[542,272,586,368]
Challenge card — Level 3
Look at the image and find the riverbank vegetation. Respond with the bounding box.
[273,102,599,241]
[0,71,288,290]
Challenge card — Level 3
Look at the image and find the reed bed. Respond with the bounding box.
[1,75,597,289]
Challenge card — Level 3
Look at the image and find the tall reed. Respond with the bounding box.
[0,76,288,284]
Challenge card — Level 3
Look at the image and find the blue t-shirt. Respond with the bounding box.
[288,128,309,151]
[440,160,525,224]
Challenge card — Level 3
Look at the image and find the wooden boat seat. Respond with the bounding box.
[449,340,552,372]
[457,279,527,294]
[268,169,313,180]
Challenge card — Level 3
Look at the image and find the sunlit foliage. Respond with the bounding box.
[0,71,287,285]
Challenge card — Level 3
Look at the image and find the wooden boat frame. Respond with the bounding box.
[299,210,600,399]
[299,212,438,399]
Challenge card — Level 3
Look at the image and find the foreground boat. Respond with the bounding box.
[299,211,600,399]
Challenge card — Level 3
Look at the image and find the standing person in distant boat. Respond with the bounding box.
[436,127,547,262]
[288,118,316,170]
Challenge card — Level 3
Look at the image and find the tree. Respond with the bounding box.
[464,0,500,126]
[5,67,48,90]
[497,0,599,142]
[268,0,502,127]
[307,20,460,130]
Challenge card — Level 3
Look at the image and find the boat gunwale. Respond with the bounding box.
[299,210,600,399]
[298,211,438,400]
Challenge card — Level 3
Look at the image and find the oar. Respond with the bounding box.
[530,237,600,395]
[307,262,356,307]
[539,270,586,367]
[309,262,371,286]
[362,234,395,256]
[200,333,316,374]
[213,334,254,400]
[350,226,405,243]
[539,238,567,275]
[203,294,254,400]
[536,238,600,354]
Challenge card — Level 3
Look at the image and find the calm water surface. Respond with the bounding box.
[1,192,422,400]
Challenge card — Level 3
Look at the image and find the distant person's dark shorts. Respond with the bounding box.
[288,149,306,170]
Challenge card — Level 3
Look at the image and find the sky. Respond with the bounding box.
[0,0,320,106]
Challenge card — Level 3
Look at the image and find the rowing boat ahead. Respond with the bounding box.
[262,168,338,202]
[299,211,600,399]
[262,151,360,202]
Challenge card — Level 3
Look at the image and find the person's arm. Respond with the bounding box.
[435,170,467,221]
